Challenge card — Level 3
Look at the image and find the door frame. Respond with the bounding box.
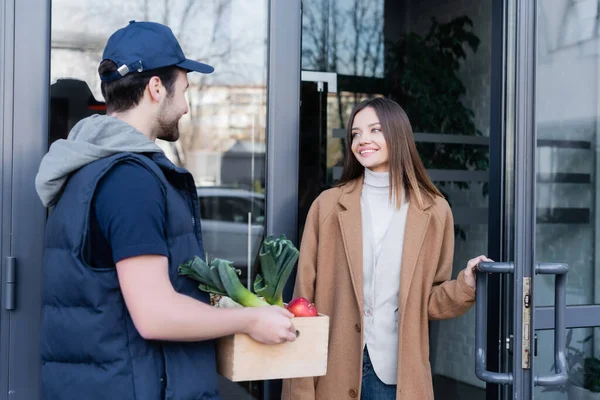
[263,0,302,399]
[511,0,537,396]
[487,0,509,397]
[0,0,50,399]
[0,0,14,397]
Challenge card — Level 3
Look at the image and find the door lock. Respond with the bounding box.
[522,277,532,369]
[506,334,514,353]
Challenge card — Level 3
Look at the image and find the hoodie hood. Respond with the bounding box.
[35,114,163,207]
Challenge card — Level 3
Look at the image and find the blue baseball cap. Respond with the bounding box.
[100,20,214,82]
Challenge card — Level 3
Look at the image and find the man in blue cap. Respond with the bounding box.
[35,21,296,400]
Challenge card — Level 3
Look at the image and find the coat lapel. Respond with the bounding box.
[338,177,364,312]
[398,192,432,318]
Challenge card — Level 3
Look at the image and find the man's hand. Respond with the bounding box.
[464,255,493,289]
[245,306,297,345]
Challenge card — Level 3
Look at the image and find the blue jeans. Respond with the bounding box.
[361,348,397,400]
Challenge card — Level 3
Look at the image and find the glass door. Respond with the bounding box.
[476,1,600,399]
[48,1,275,399]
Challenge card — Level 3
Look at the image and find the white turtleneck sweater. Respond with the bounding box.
[361,168,409,385]
[362,169,396,260]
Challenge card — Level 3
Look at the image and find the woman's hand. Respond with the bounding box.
[464,255,493,289]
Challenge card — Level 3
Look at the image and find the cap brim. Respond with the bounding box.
[177,59,214,74]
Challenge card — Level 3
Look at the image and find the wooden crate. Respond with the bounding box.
[216,314,329,381]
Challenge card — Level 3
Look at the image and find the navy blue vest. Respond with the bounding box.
[41,152,219,400]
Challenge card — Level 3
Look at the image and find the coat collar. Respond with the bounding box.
[338,176,434,211]
[336,176,433,314]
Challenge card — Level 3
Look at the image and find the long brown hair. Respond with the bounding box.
[337,97,442,208]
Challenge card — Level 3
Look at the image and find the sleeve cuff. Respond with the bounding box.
[113,243,169,264]
[457,269,476,300]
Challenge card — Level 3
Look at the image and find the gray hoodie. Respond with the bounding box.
[35,114,163,207]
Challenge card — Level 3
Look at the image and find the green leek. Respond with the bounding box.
[253,235,299,307]
[178,257,269,307]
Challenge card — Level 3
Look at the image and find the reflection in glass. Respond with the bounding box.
[50,0,268,398]
[535,0,600,307]
[301,0,385,77]
[536,328,600,400]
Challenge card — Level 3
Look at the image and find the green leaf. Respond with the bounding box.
[255,235,299,306]
[253,273,272,299]
[209,263,226,292]
[198,283,227,296]
[178,256,228,296]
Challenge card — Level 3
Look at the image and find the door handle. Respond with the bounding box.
[475,261,514,384]
[534,263,568,387]
[474,261,569,387]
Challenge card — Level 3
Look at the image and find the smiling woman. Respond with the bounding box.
[339,97,442,209]
[282,96,490,399]
[350,108,390,173]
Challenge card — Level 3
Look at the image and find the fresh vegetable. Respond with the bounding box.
[286,297,318,317]
[179,257,269,307]
[179,235,301,309]
[253,235,299,307]
[178,256,227,296]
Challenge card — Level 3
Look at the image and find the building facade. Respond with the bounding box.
[1,0,600,399]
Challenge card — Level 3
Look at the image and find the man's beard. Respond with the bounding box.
[156,99,180,142]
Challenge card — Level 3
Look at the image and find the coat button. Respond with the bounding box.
[349,389,358,397]
[354,323,361,332]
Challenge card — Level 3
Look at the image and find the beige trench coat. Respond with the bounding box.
[281,177,476,399]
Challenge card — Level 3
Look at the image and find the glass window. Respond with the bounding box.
[535,327,600,399]
[534,0,600,308]
[301,0,385,77]
[50,1,269,398]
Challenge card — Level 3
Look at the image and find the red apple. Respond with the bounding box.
[286,297,318,317]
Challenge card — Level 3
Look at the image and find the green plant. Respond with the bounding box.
[385,16,488,239]
[543,330,598,393]
[253,235,299,307]
[584,356,600,392]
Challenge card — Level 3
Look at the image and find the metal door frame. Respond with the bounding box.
[511,0,537,396]
[487,0,509,396]
[0,0,50,399]
[0,0,14,397]
[263,0,302,399]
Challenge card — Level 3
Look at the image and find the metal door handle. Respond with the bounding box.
[534,263,568,387]
[475,261,514,384]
